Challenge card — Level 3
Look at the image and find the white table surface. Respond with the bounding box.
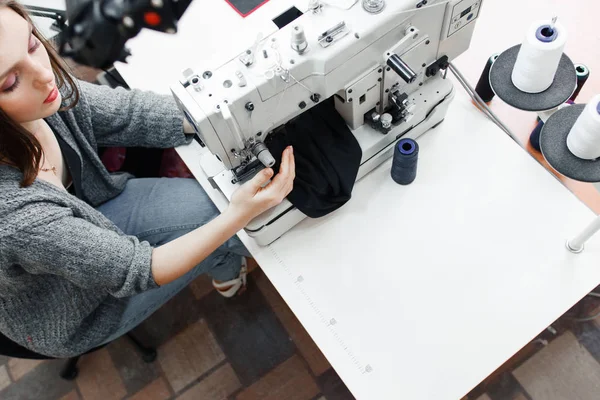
[115,1,600,399]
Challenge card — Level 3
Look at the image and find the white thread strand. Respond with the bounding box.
[512,20,567,93]
[288,71,313,95]
[566,94,600,160]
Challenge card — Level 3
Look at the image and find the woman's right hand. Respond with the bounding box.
[226,146,296,225]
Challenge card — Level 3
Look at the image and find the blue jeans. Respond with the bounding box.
[95,178,249,344]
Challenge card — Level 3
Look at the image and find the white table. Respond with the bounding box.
[115,1,600,399]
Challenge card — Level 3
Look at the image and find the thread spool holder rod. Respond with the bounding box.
[567,214,600,253]
[566,181,600,254]
[550,16,558,31]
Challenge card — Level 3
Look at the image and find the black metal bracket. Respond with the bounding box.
[25,5,67,33]
[426,55,449,77]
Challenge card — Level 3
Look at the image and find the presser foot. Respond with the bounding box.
[231,159,264,184]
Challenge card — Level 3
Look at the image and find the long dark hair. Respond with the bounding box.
[0,1,80,187]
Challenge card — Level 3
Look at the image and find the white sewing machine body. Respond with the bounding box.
[171,0,483,245]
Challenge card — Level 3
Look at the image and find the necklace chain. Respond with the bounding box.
[40,165,57,175]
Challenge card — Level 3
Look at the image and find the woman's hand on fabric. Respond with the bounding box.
[153,146,293,286]
[226,146,295,225]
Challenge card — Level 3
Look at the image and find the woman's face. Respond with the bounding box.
[0,7,61,126]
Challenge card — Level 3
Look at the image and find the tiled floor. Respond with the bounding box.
[0,268,352,400]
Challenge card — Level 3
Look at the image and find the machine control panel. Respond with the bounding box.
[447,0,481,37]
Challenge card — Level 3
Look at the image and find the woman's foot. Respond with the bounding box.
[212,258,248,298]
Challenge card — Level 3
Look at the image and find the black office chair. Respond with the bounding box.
[0,331,156,380]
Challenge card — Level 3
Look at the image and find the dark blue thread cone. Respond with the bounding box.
[391,138,419,185]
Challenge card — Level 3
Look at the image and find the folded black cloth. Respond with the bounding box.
[265,99,362,218]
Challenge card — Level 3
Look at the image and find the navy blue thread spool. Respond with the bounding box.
[529,120,545,151]
[391,138,419,185]
[570,63,590,102]
[475,53,500,103]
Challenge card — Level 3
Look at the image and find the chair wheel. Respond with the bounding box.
[60,367,78,381]
[142,349,157,363]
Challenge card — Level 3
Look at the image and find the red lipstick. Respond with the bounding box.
[44,86,58,104]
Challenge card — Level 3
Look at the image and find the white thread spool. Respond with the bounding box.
[511,19,567,93]
[566,95,600,160]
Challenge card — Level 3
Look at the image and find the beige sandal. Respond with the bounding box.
[212,258,248,298]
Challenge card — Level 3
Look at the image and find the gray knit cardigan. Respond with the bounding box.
[0,80,190,357]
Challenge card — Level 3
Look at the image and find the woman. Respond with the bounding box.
[0,1,295,358]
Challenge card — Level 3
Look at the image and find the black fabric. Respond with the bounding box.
[119,147,164,178]
[55,133,83,199]
[265,99,362,218]
[0,331,52,360]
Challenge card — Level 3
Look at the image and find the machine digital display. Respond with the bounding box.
[461,6,472,18]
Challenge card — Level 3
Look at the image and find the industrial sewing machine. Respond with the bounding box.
[170,0,484,245]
